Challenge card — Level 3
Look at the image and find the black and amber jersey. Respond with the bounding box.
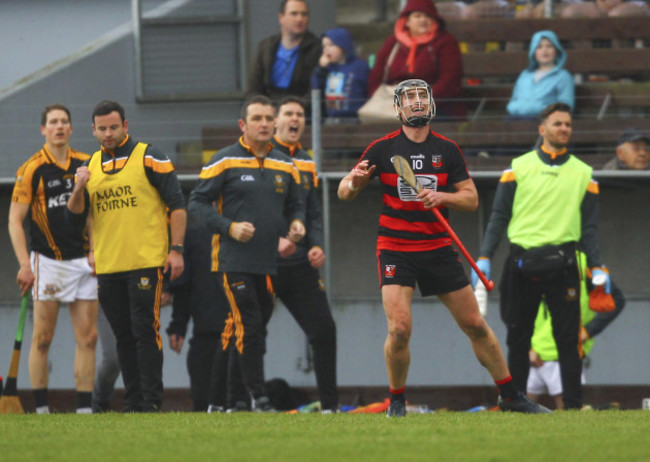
[188,137,305,275]
[12,145,90,260]
[271,135,323,267]
[358,128,470,252]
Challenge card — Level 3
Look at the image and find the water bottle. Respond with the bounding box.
[474,280,488,317]
[592,273,607,286]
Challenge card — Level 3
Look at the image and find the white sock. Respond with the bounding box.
[36,405,50,414]
[76,407,93,414]
[207,404,224,413]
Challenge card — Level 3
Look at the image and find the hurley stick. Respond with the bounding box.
[0,295,29,414]
[392,155,495,291]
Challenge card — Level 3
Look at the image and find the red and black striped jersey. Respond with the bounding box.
[358,128,470,252]
[12,145,90,260]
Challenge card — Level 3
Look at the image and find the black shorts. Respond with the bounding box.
[377,246,469,296]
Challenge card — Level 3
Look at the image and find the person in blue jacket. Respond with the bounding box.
[311,27,370,119]
[507,30,575,118]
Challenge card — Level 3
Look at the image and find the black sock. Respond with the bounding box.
[77,391,92,410]
[389,386,406,402]
[495,376,518,400]
[33,388,48,408]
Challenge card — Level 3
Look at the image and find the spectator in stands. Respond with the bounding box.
[507,30,574,119]
[367,0,466,119]
[311,28,370,120]
[527,252,625,409]
[460,0,513,19]
[606,1,649,16]
[559,1,602,18]
[596,0,649,15]
[596,0,622,13]
[602,128,650,170]
[247,0,320,104]
[516,0,598,18]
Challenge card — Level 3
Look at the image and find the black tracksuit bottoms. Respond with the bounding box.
[275,262,338,410]
[500,253,583,409]
[219,272,274,401]
[186,333,220,411]
[98,267,164,411]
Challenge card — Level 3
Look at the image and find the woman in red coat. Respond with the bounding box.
[368,0,466,119]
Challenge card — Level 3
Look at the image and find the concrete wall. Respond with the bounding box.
[1,176,649,389]
[1,298,648,390]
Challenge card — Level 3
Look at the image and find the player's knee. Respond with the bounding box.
[388,324,411,347]
[81,329,98,351]
[33,332,54,353]
[461,317,489,341]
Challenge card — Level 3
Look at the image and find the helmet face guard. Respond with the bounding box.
[393,79,436,127]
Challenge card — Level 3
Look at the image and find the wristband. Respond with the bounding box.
[170,244,184,254]
[348,180,358,191]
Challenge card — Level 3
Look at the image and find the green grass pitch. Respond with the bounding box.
[1,411,649,462]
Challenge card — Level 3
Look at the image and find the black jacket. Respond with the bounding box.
[188,138,305,275]
[246,31,321,102]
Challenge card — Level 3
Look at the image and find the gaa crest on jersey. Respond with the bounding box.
[44,284,60,295]
[301,173,312,190]
[274,174,285,193]
[432,155,443,169]
[566,287,578,301]
[137,277,152,290]
[384,265,396,278]
[230,280,246,291]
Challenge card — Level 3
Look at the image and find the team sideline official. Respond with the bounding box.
[67,100,186,412]
[189,95,305,412]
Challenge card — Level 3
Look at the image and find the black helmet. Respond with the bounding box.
[393,79,436,127]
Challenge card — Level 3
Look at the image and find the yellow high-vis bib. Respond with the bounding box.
[87,143,168,274]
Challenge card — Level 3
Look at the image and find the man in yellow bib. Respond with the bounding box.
[68,100,186,412]
[472,102,609,410]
